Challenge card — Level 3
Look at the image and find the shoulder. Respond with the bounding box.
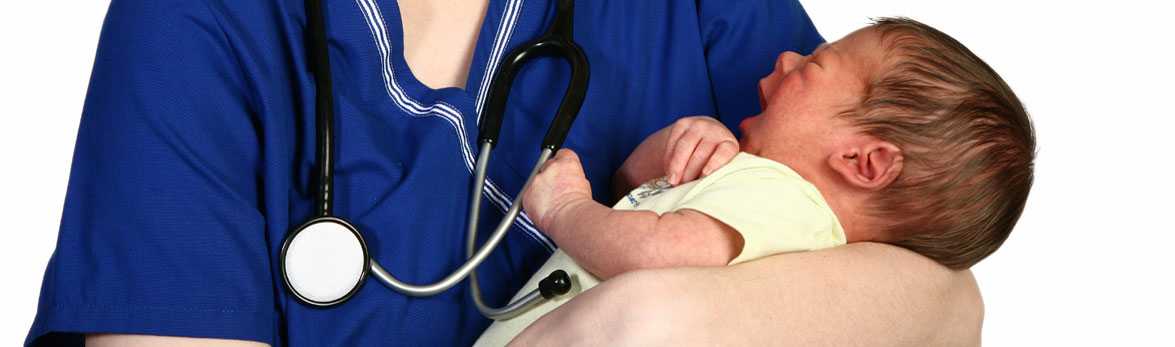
[694,0,819,31]
[685,152,844,241]
[698,153,812,191]
[104,0,290,42]
[101,0,284,55]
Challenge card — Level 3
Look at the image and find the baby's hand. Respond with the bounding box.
[523,149,593,233]
[663,116,739,185]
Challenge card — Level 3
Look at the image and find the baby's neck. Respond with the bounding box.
[806,174,884,243]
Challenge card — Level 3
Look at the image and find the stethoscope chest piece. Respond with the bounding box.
[281,217,371,307]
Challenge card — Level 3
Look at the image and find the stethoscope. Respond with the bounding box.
[279,0,589,320]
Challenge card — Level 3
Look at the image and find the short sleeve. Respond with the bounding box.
[696,0,825,136]
[26,0,274,345]
[675,167,843,265]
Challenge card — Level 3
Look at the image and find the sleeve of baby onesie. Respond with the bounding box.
[674,167,839,265]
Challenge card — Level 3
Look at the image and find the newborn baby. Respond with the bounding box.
[476,17,1034,345]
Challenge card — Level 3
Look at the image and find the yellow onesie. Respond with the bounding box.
[474,152,846,346]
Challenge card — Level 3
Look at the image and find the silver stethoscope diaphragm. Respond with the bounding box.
[281,217,369,306]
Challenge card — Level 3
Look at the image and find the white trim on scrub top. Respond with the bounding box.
[352,0,556,251]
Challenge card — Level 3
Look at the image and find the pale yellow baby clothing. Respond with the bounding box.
[474,152,846,346]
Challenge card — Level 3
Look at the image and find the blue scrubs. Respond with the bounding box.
[26,0,822,345]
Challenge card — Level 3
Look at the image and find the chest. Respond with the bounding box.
[615,176,701,213]
[397,0,490,89]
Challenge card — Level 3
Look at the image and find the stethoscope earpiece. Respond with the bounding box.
[538,270,573,299]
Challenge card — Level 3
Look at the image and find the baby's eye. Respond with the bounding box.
[813,43,830,55]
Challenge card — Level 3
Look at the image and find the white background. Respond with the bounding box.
[1,0,1172,345]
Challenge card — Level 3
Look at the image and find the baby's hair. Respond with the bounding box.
[842,17,1035,269]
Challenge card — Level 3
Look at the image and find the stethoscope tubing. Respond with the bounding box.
[305,0,336,218]
[467,147,556,319]
[367,146,553,299]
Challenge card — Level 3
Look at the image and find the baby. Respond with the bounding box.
[476,17,1034,345]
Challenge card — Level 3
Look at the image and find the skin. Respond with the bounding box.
[610,116,738,202]
[398,0,489,90]
[85,335,268,347]
[513,242,983,346]
[741,27,903,242]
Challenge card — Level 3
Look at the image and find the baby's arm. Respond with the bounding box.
[611,126,670,200]
[525,149,744,280]
[612,116,740,200]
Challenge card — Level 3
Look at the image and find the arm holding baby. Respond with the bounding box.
[513,243,983,346]
[523,116,742,279]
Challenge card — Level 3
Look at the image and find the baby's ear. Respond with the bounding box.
[827,140,903,191]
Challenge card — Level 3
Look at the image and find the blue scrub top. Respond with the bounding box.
[27,0,822,345]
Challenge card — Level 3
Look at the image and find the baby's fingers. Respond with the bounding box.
[665,132,701,185]
[701,141,739,176]
[682,140,723,183]
[554,148,580,163]
[542,149,583,175]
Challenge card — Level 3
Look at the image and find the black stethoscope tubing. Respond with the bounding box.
[306,0,336,219]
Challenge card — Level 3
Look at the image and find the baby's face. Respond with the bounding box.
[739,28,885,174]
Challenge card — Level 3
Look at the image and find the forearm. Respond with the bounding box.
[87,335,269,347]
[515,243,983,346]
[546,199,734,280]
[680,243,983,346]
[546,199,660,279]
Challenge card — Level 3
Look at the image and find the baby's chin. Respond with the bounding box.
[737,135,758,155]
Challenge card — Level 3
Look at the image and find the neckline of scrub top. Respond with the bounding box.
[352,0,556,251]
[381,0,520,112]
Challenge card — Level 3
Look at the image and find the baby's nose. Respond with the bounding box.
[776,51,806,74]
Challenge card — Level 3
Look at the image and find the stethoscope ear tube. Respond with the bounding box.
[539,0,589,150]
[305,0,336,217]
[479,0,590,151]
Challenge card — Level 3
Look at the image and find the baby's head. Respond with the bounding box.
[740,17,1034,269]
